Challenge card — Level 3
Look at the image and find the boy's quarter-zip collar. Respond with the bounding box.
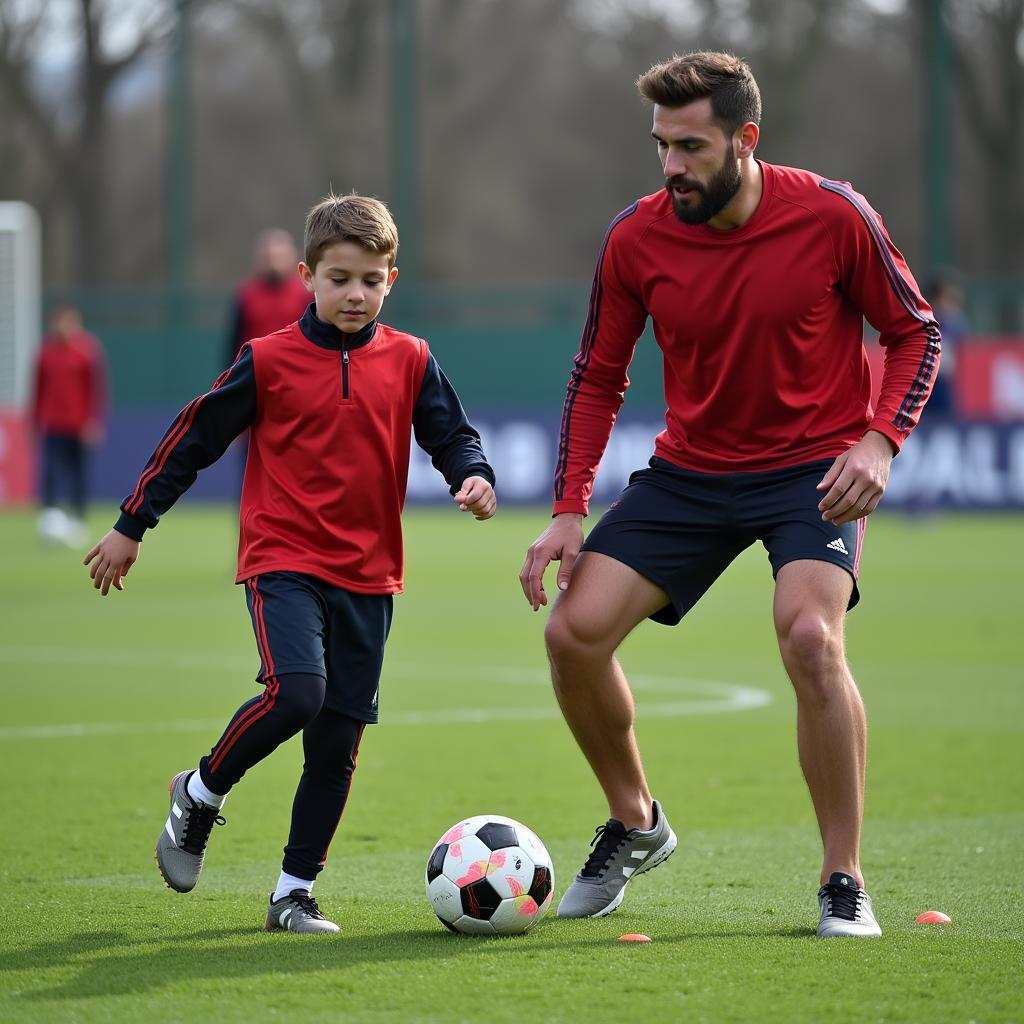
[299,303,378,352]
[341,338,350,400]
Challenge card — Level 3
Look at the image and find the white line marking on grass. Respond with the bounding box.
[0,645,772,739]
[0,644,253,672]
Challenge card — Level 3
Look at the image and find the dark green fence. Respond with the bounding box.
[43,284,669,412]
[43,277,1024,413]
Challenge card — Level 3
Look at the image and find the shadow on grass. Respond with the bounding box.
[5,921,815,1003]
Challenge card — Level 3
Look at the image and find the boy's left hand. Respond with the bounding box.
[454,476,496,520]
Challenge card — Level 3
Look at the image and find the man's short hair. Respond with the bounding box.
[303,193,399,270]
[636,51,762,136]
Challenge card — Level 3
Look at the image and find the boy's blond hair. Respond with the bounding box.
[303,193,399,270]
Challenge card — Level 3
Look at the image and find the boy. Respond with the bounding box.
[84,193,496,933]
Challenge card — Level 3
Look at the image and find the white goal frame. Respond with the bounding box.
[0,202,41,408]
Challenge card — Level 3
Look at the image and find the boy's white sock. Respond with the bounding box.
[186,770,227,809]
[273,872,316,903]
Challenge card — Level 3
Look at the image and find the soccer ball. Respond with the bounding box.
[425,814,554,935]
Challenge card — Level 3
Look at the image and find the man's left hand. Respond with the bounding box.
[816,430,896,525]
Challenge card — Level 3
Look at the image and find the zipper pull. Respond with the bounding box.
[342,346,350,364]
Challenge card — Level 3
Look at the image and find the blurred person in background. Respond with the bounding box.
[223,230,311,502]
[923,269,969,420]
[224,228,310,369]
[32,304,108,547]
[520,51,941,939]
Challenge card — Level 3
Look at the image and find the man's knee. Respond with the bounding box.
[544,606,612,669]
[777,615,846,699]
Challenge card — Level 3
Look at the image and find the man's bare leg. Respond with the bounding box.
[774,560,867,886]
[544,552,669,831]
[545,552,679,919]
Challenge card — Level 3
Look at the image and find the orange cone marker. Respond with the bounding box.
[618,933,652,942]
[915,910,952,924]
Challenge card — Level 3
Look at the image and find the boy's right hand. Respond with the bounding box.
[84,529,140,596]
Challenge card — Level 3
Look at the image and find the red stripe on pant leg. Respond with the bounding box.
[208,679,274,767]
[245,578,268,672]
[208,577,278,771]
[248,577,276,678]
[318,722,366,869]
[853,517,867,577]
[208,676,280,773]
[208,675,278,769]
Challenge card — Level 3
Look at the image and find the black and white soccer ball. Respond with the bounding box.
[425,814,554,935]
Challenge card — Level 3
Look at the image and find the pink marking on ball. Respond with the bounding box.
[456,860,488,887]
[516,895,538,916]
[506,876,524,897]
[441,824,467,844]
[488,851,507,870]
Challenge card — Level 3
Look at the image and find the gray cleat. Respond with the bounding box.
[155,770,225,893]
[557,799,677,919]
[816,872,882,937]
[265,890,341,934]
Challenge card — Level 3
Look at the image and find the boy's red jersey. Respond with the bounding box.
[553,162,941,516]
[237,321,428,592]
[117,309,493,593]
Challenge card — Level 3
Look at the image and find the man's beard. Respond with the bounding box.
[666,153,742,225]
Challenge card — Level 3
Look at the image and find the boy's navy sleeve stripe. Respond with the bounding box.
[554,201,639,503]
[124,346,255,516]
[819,180,941,431]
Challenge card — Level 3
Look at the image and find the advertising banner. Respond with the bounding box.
[79,410,1024,512]
[0,410,33,504]
[866,337,1024,421]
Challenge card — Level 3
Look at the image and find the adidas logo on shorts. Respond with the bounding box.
[826,537,849,555]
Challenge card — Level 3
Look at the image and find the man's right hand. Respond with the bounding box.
[84,529,140,596]
[519,513,584,611]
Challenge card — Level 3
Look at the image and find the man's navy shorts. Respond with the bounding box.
[581,456,866,626]
[242,571,393,722]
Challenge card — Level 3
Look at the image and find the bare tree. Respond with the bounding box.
[203,0,388,189]
[0,0,174,283]
[950,0,1024,277]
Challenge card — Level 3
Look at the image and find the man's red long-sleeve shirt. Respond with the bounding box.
[553,161,941,516]
[32,330,108,436]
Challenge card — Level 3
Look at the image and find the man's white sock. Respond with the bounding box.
[273,872,316,904]
[186,771,227,809]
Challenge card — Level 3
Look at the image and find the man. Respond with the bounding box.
[520,52,939,938]
[223,229,311,498]
[225,228,311,369]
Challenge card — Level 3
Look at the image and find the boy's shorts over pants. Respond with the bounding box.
[243,571,393,722]
[582,456,866,626]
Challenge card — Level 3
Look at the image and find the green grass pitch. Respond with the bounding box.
[1,504,1021,1022]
